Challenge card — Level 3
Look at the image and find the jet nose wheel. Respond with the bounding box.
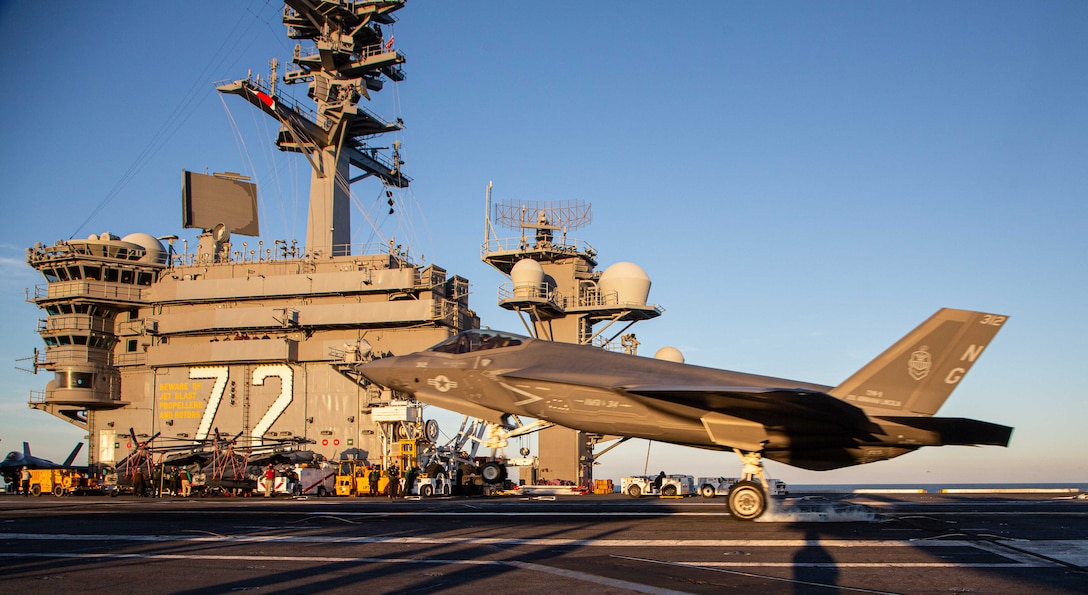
[479,461,507,485]
[727,480,767,520]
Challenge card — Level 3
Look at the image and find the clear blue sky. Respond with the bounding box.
[1,1,1085,485]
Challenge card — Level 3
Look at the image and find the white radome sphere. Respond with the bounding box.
[599,262,651,305]
[121,232,167,264]
[510,258,545,297]
[653,346,685,363]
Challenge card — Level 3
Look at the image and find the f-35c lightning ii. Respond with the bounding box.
[2,442,84,473]
[356,308,1012,519]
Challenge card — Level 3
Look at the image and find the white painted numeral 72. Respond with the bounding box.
[190,365,294,445]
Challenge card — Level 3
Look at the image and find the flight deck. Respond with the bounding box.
[1,491,1085,594]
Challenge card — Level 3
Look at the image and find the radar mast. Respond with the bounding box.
[482,185,663,486]
[218,0,408,257]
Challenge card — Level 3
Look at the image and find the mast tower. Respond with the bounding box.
[482,189,663,485]
[218,0,408,257]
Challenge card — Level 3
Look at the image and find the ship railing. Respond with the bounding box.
[292,41,404,65]
[28,390,45,405]
[38,316,113,334]
[32,281,146,303]
[576,288,618,309]
[112,352,146,367]
[575,288,664,312]
[39,347,110,366]
[497,282,566,310]
[168,240,417,267]
[481,237,596,259]
[346,138,403,170]
[591,337,626,353]
[27,240,151,264]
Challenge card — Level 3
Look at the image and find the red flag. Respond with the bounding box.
[385,35,394,50]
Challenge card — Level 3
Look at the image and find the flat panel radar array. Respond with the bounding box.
[182,171,260,237]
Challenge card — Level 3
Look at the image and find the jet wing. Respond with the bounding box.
[622,385,882,452]
[624,385,876,428]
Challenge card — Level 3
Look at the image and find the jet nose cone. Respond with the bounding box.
[358,355,414,392]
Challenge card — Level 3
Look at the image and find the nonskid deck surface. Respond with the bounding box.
[1,493,1085,594]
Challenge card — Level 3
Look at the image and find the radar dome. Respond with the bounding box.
[653,346,685,363]
[121,233,167,265]
[510,258,545,297]
[599,262,651,305]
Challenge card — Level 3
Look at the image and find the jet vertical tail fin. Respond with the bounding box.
[23,442,31,457]
[830,309,1008,416]
[63,442,84,467]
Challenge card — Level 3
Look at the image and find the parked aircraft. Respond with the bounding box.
[2,442,84,472]
[355,308,1012,519]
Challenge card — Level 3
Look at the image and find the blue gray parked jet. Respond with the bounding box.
[2,442,84,472]
[356,308,1012,519]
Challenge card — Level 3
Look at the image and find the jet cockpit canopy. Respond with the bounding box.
[429,330,528,354]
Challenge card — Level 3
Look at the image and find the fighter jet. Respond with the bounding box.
[2,442,84,472]
[356,308,1012,519]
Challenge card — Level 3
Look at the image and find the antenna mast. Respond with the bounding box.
[218,0,409,257]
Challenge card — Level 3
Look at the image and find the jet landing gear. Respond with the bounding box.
[727,450,769,521]
[479,461,507,485]
[477,417,551,486]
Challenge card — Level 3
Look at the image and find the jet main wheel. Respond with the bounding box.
[700,485,716,499]
[727,480,767,520]
[479,461,507,485]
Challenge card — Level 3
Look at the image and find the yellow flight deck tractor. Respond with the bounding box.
[26,468,99,496]
[335,459,388,496]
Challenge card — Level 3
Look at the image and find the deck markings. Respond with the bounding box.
[614,555,906,595]
[0,552,689,595]
[1,532,1083,568]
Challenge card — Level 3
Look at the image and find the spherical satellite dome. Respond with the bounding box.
[599,262,651,305]
[121,232,167,265]
[510,258,545,297]
[653,346,685,363]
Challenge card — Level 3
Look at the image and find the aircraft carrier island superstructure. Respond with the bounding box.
[476,191,664,485]
[24,1,478,474]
